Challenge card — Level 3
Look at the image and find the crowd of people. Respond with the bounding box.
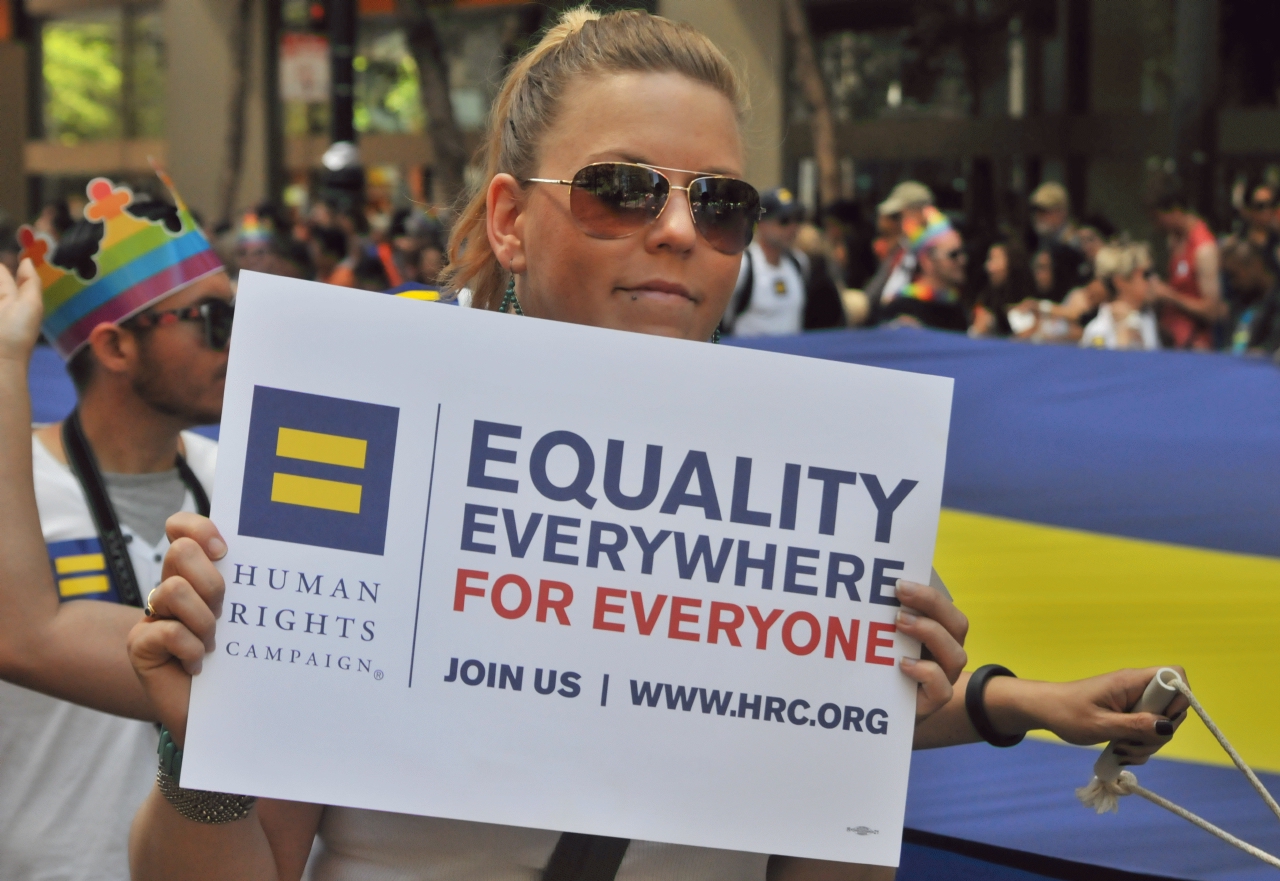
[6,165,1279,362]
[806,178,1280,359]
[0,180,452,314]
[0,9,1198,881]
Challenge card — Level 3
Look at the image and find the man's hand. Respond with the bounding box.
[0,260,43,364]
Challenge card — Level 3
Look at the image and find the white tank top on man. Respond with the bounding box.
[729,241,806,337]
[0,431,216,881]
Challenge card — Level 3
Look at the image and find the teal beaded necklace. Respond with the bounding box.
[499,276,720,343]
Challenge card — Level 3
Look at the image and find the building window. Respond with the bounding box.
[39,3,164,144]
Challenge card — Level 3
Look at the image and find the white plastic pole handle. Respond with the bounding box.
[1093,668,1180,784]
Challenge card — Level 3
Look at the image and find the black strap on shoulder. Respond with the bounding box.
[729,249,811,327]
[63,410,144,607]
[176,452,211,517]
[543,833,630,881]
[61,410,211,607]
[784,249,808,282]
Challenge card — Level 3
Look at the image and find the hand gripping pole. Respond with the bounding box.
[1076,668,1179,813]
[1076,668,1280,871]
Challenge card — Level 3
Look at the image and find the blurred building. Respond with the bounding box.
[0,0,785,230]
[2,0,1277,242]
[787,0,1280,242]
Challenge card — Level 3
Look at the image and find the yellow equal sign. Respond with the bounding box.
[54,553,110,597]
[54,553,106,575]
[276,427,367,468]
[59,574,111,597]
[271,427,366,514]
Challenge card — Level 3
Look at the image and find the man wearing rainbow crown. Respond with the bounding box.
[876,206,970,332]
[0,171,230,881]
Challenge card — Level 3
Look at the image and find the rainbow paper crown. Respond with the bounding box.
[18,171,224,360]
[903,205,953,255]
[236,211,274,245]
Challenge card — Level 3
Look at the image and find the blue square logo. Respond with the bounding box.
[238,386,400,555]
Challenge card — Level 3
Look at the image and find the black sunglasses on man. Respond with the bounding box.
[126,299,234,351]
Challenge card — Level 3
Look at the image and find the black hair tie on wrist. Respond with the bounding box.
[965,664,1026,748]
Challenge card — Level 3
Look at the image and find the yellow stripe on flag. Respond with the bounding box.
[54,553,106,574]
[276,427,367,469]
[935,508,1280,772]
[270,472,362,514]
[58,574,110,597]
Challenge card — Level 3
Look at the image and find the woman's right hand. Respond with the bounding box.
[126,512,229,745]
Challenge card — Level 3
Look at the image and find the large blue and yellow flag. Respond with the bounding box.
[735,327,1280,878]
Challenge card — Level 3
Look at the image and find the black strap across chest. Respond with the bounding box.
[60,409,210,608]
[543,832,630,881]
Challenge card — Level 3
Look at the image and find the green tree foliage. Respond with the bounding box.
[43,19,123,143]
[354,30,424,134]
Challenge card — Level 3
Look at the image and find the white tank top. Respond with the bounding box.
[309,808,768,881]
[0,431,217,881]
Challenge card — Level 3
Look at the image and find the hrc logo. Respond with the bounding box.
[47,538,115,602]
[238,386,399,555]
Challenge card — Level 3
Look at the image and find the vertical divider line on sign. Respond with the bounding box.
[409,403,444,687]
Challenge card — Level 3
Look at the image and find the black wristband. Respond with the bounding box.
[965,664,1025,748]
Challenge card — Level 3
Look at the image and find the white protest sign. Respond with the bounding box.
[184,272,954,866]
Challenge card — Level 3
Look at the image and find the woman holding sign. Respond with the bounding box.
[0,8,1185,881]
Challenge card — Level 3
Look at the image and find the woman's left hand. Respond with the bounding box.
[894,580,969,725]
[987,667,1191,764]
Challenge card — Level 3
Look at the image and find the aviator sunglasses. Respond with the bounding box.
[127,299,234,351]
[524,162,762,255]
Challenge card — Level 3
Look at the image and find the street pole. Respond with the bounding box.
[1171,0,1220,223]
[330,0,357,144]
[265,0,284,203]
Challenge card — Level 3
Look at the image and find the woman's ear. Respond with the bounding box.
[487,173,528,275]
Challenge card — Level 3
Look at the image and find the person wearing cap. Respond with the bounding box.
[721,187,810,336]
[1029,182,1090,303]
[864,180,934,314]
[0,174,229,881]
[876,206,968,332]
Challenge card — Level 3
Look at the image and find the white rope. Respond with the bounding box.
[1080,670,1280,871]
[1117,773,1280,871]
[1163,675,1280,825]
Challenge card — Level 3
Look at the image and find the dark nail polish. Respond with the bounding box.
[1156,720,1174,736]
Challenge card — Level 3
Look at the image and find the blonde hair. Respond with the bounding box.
[1094,242,1151,280]
[443,7,747,310]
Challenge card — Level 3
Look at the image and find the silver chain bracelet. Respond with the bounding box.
[157,767,257,824]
